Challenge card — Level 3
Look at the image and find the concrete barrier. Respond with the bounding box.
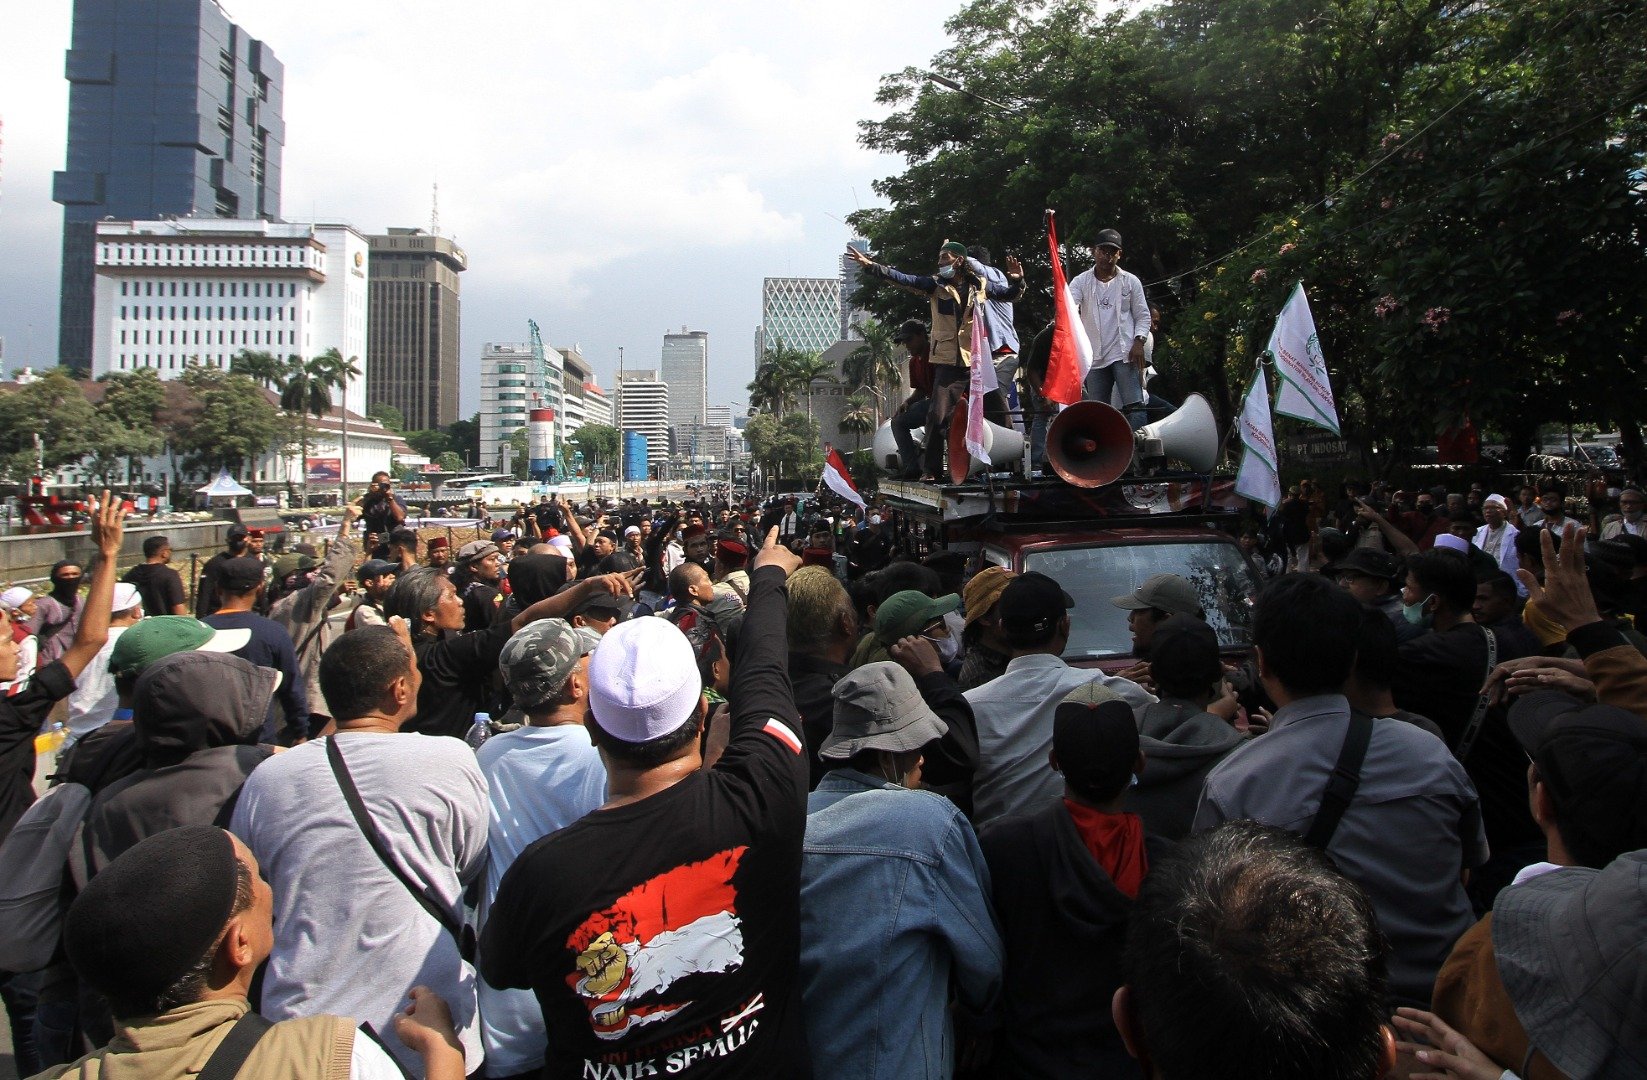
[0,519,234,590]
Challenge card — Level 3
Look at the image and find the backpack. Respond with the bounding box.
[0,782,93,972]
[0,721,141,973]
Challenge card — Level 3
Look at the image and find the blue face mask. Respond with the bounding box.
[1403,594,1434,627]
[937,265,956,280]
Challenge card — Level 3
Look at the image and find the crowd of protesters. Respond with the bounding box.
[0,227,1641,1080]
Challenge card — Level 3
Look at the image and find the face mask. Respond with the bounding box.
[1403,594,1434,628]
[926,632,960,664]
[937,265,956,280]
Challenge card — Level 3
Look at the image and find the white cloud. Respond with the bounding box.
[0,0,963,408]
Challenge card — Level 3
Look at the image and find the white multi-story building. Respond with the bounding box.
[761,277,840,355]
[91,218,369,414]
[582,383,613,429]
[479,342,536,471]
[616,369,670,465]
[660,328,708,443]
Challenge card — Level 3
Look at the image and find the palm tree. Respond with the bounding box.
[230,349,286,390]
[787,351,836,422]
[313,347,362,500]
[842,319,902,426]
[839,394,875,451]
[280,354,342,510]
[748,340,801,415]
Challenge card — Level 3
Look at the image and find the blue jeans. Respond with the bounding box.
[891,399,931,476]
[1084,362,1145,428]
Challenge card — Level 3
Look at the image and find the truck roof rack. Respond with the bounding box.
[877,473,1246,526]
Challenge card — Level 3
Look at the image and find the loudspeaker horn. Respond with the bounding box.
[1046,400,1136,488]
[1137,393,1220,473]
[946,411,1027,483]
[871,420,925,476]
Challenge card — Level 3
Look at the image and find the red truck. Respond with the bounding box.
[877,474,1263,670]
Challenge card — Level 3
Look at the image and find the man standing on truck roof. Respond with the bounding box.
[847,241,1025,482]
[1069,228,1152,428]
[965,572,1154,827]
[888,319,934,481]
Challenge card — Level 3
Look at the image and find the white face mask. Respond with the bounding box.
[925,631,961,665]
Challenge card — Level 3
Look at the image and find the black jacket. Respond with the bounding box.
[978,799,1166,1079]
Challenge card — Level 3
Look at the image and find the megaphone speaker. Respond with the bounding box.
[1137,393,1220,473]
[872,420,926,475]
[1046,400,1135,488]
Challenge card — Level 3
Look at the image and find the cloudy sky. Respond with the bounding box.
[0,1,966,418]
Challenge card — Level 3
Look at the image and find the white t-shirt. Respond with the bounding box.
[1068,266,1150,368]
[474,725,608,1076]
[231,731,489,1078]
[66,625,130,738]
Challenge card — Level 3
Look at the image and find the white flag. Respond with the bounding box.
[1269,282,1339,435]
[1234,367,1281,509]
[964,302,999,466]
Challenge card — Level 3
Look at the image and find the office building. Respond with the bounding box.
[479,340,563,471]
[616,369,670,465]
[91,218,368,414]
[366,228,466,431]
[660,328,709,440]
[760,277,840,355]
[55,0,284,369]
[706,404,732,428]
[840,238,871,340]
[557,345,595,435]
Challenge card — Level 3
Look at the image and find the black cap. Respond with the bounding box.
[1509,691,1647,863]
[573,590,636,619]
[998,571,1074,637]
[65,826,242,1016]
[1324,547,1401,582]
[1094,228,1124,250]
[1148,615,1223,695]
[891,319,928,343]
[1054,689,1139,801]
[226,524,248,543]
[358,559,400,580]
[217,556,265,592]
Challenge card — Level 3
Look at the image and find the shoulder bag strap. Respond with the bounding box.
[1453,627,1499,763]
[324,737,470,957]
[1303,713,1374,850]
[197,1011,274,1080]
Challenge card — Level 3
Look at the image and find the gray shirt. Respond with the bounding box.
[1194,694,1488,1006]
[964,653,1154,827]
[231,731,489,1076]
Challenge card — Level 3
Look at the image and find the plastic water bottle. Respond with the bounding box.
[465,712,492,750]
[33,720,67,756]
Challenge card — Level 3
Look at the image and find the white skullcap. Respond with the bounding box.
[588,616,702,743]
[1434,533,1470,554]
[112,583,144,615]
[0,586,33,611]
[1484,493,1509,510]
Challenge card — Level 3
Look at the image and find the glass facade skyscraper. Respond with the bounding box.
[660,328,709,442]
[54,0,284,369]
[761,277,841,355]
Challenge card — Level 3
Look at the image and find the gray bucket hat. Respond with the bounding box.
[500,619,602,712]
[1492,850,1647,1079]
[821,661,947,761]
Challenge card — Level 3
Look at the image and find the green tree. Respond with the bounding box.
[839,394,876,451]
[435,450,465,473]
[230,349,286,390]
[744,412,822,481]
[404,429,453,459]
[446,414,481,468]
[0,369,103,481]
[508,427,531,480]
[172,367,292,476]
[789,351,837,422]
[570,423,621,478]
[279,354,344,508]
[842,319,904,424]
[367,402,405,431]
[89,368,167,486]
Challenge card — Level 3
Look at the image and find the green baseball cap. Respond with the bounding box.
[874,590,960,643]
[272,553,318,580]
[109,617,251,681]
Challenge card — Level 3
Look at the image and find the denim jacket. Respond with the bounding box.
[799,768,1004,1080]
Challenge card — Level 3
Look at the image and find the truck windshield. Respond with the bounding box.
[1022,540,1259,659]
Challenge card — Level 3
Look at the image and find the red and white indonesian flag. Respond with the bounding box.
[1234,367,1282,509]
[822,445,866,509]
[1269,282,1340,435]
[963,302,999,465]
[1042,210,1093,406]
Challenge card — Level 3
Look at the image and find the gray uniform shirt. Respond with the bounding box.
[964,653,1154,827]
[1194,694,1488,1006]
[231,731,489,1076]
